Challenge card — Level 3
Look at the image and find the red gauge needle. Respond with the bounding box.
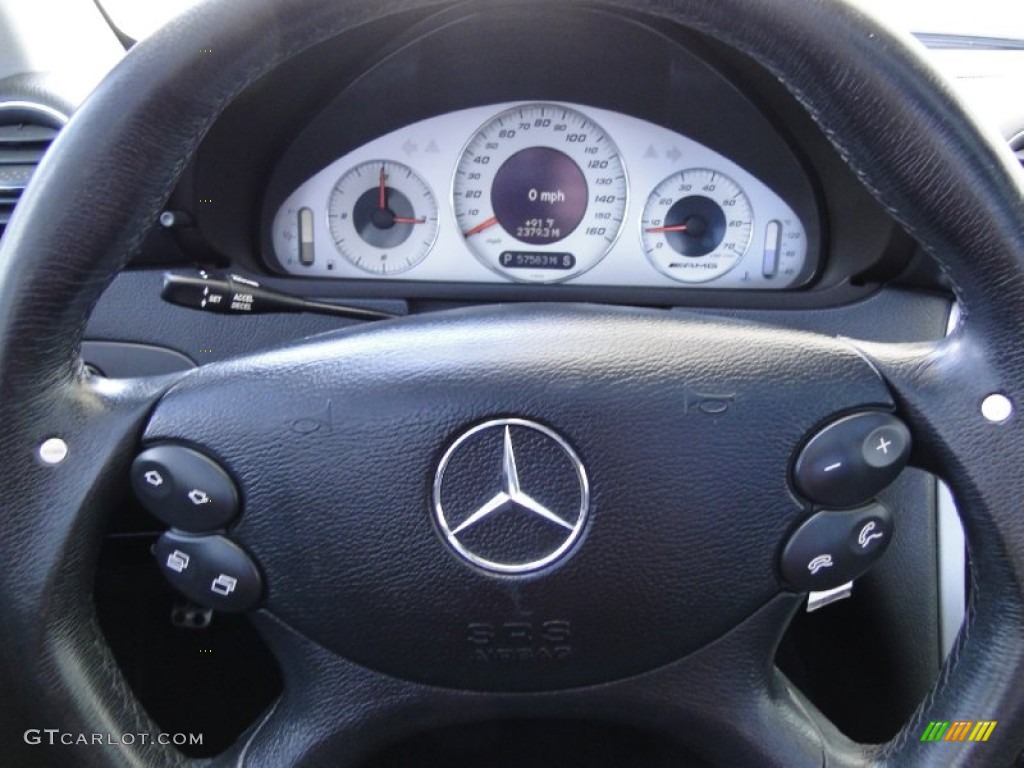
[378,166,387,210]
[645,224,688,233]
[463,216,499,237]
[393,216,426,224]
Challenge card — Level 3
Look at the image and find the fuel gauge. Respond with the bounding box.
[327,160,439,275]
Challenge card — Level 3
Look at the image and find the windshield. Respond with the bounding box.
[858,0,1024,41]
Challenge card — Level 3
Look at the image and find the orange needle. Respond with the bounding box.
[393,217,425,224]
[463,216,499,237]
[645,224,688,233]
[378,167,387,210]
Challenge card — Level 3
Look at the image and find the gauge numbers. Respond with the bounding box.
[454,103,627,283]
[641,169,753,284]
[327,160,439,275]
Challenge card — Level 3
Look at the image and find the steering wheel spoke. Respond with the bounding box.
[213,612,438,768]
[224,596,859,768]
[577,595,851,768]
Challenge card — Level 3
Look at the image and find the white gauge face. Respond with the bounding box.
[327,160,439,275]
[641,169,754,284]
[453,103,627,283]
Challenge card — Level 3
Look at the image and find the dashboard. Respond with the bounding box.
[217,2,910,309]
[271,101,810,289]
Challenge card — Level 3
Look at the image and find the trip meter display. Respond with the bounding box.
[453,104,627,283]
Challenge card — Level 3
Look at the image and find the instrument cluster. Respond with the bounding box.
[271,102,812,289]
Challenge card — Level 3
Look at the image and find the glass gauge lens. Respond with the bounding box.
[327,160,439,275]
[641,169,754,283]
[454,104,627,283]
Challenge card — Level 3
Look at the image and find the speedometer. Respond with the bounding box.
[453,104,627,283]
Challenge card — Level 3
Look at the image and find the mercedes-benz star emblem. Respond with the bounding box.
[433,418,590,574]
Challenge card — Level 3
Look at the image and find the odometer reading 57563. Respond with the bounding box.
[453,104,627,283]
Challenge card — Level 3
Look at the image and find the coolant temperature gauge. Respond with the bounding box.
[327,160,439,275]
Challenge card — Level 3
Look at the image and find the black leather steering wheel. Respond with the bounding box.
[3,0,1024,765]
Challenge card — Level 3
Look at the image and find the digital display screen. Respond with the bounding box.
[491,147,588,245]
[500,251,577,270]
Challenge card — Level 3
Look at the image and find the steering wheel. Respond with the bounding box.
[3,0,1024,765]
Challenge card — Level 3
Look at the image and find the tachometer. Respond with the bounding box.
[641,169,754,284]
[453,104,627,283]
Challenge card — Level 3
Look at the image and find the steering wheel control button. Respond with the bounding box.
[153,533,262,612]
[861,424,909,469]
[793,411,911,508]
[433,418,589,574]
[780,503,894,592]
[131,444,239,532]
[852,516,888,555]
